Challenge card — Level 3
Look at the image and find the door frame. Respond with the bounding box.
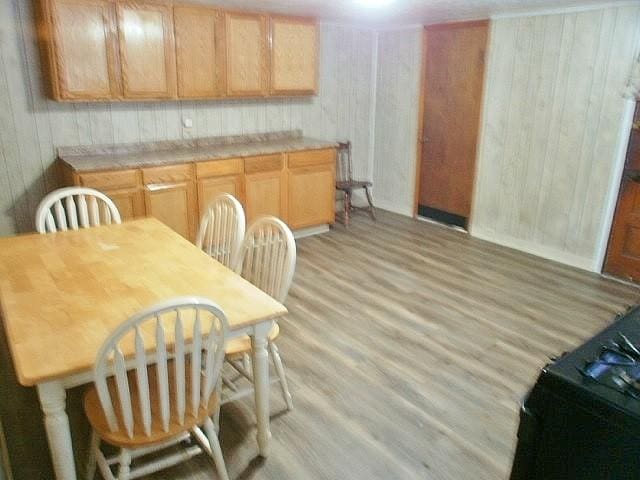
[596,98,638,273]
[412,19,491,230]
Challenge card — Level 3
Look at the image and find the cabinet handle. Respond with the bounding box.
[146,183,176,192]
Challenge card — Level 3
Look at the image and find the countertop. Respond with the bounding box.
[58,130,338,173]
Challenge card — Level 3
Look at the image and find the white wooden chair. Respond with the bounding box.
[84,297,230,480]
[35,186,121,234]
[222,216,296,411]
[195,193,245,268]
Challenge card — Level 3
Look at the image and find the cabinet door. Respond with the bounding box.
[174,5,225,98]
[225,12,268,97]
[245,171,287,223]
[78,169,144,221]
[142,165,196,240]
[197,175,244,217]
[288,164,335,229]
[117,1,176,99]
[46,0,121,99]
[270,16,318,95]
[103,188,145,221]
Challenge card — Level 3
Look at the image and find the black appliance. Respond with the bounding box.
[510,306,640,480]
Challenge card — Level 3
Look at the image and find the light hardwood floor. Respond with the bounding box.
[1,210,638,479]
[146,210,639,479]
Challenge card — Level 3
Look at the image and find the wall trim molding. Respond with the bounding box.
[593,97,637,273]
[490,1,639,20]
[470,227,596,272]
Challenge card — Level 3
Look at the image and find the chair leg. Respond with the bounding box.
[242,352,251,373]
[117,449,131,480]
[213,377,222,433]
[364,185,376,220]
[343,191,351,227]
[269,341,293,410]
[204,418,230,480]
[86,430,99,480]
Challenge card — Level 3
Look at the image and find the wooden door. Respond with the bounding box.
[117,1,176,99]
[244,155,286,222]
[225,12,269,97]
[604,104,640,281]
[45,0,121,100]
[417,21,488,229]
[174,5,225,98]
[142,165,196,240]
[270,16,318,95]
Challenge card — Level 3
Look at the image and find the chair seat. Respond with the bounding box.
[336,180,372,190]
[225,323,280,356]
[84,362,218,448]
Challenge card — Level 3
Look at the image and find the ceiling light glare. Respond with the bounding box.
[356,0,394,8]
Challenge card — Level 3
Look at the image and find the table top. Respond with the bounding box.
[0,218,287,386]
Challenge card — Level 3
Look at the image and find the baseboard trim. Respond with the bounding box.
[374,200,414,217]
[294,224,330,239]
[470,227,596,272]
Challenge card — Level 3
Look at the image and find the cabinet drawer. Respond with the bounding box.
[288,148,336,168]
[244,154,283,174]
[78,169,139,190]
[195,158,243,178]
[142,164,193,184]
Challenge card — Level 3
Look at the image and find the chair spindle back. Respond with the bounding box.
[35,187,121,234]
[233,216,296,303]
[93,297,228,439]
[195,194,245,268]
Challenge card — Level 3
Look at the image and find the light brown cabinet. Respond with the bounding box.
[59,147,335,238]
[244,155,287,222]
[287,149,335,228]
[37,0,121,100]
[142,165,197,240]
[196,158,244,217]
[77,169,144,221]
[174,5,225,98]
[117,1,177,99]
[270,16,318,95]
[38,0,318,101]
[224,12,269,97]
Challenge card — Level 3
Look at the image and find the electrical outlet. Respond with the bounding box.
[183,117,193,128]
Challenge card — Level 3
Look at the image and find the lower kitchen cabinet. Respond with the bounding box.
[142,164,197,240]
[244,154,287,223]
[60,147,336,238]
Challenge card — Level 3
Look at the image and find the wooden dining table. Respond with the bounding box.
[0,218,287,480]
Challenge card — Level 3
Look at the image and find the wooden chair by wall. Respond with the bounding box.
[222,216,296,411]
[35,187,121,233]
[83,297,230,480]
[195,193,246,268]
[336,141,375,227]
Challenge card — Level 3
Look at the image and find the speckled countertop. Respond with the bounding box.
[58,130,338,172]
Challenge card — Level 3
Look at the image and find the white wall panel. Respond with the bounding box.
[372,27,423,216]
[471,5,640,271]
[0,1,376,236]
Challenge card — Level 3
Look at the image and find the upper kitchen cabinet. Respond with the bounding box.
[116,1,177,99]
[224,12,269,97]
[36,0,122,100]
[174,5,225,98]
[270,16,318,95]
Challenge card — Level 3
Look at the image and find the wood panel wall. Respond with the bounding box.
[471,5,640,271]
[0,0,375,236]
[372,27,423,216]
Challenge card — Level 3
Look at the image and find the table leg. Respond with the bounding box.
[251,322,272,457]
[37,381,77,480]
